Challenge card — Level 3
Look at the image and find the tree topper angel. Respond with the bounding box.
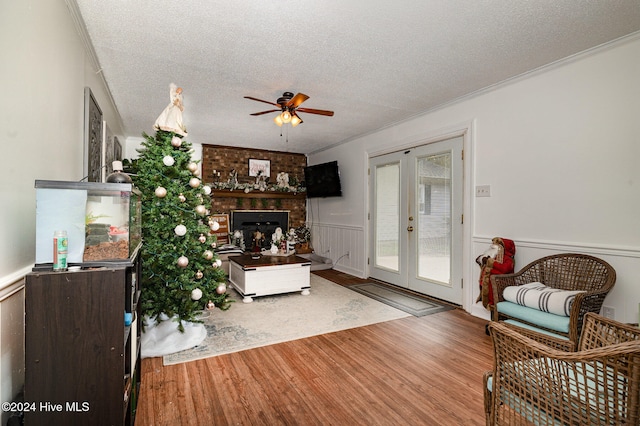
[155,83,188,137]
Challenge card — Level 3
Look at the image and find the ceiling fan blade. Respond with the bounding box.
[250,109,281,116]
[244,96,279,107]
[286,93,309,108]
[296,107,334,116]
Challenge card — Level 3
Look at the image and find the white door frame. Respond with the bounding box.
[365,121,475,312]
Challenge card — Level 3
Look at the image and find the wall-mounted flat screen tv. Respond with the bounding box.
[304,161,342,198]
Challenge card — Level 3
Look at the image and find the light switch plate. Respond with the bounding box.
[476,185,491,197]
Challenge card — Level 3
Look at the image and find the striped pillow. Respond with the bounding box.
[502,282,585,317]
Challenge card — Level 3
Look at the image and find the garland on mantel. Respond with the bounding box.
[209,180,306,194]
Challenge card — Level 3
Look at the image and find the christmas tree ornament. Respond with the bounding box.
[177,256,189,268]
[191,288,203,301]
[171,135,182,147]
[203,250,213,260]
[216,283,227,294]
[199,234,207,243]
[215,258,222,267]
[178,193,186,202]
[195,205,206,216]
[162,155,175,166]
[202,185,212,195]
[206,300,215,310]
[174,224,187,236]
[187,162,198,173]
[195,270,203,279]
[189,177,200,188]
[210,241,217,248]
[210,220,220,231]
[155,187,167,198]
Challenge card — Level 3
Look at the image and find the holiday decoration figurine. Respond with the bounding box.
[133,84,231,342]
[252,229,265,252]
[254,171,268,191]
[475,237,516,309]
[228,169,238,190]
[154,83,188,137]
[231,230,245,250]
[276,172,290,189]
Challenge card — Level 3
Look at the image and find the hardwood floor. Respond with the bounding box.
[135,271,494,425]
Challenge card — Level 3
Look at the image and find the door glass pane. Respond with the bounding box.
[375,163,400,271]
[416,153,451,284]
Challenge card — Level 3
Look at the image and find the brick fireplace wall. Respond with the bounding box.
[201,145,307,228]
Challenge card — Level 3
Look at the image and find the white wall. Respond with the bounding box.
[309,34,640,323]
[0,0,124,420]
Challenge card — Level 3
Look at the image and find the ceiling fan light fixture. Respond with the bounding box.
[246,92,333,128]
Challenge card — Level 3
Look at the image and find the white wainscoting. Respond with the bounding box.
[309,223,366,278]
[471,236,640,323]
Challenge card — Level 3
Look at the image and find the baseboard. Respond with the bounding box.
[332,264,366,279]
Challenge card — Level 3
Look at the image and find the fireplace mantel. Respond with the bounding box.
[203,145,307,228]
[212,189,306,200]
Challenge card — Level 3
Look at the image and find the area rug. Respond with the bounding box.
[347,283,455,317]
[163,275,410,365]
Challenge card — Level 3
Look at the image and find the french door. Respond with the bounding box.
[368,137,463,304]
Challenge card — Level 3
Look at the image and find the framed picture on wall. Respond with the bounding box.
[248,159,270,177]
[83,87,103,182]
[102,121,114,182]
[114,137,122,162]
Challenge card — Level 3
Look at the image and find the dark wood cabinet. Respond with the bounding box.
[25,253,141,426]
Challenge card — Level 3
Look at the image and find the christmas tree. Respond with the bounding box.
[133,85,231,332]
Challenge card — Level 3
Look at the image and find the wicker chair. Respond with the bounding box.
[491,253,616,346]
[484,313,640,425]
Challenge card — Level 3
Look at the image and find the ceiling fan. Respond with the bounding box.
[244,92,334,127]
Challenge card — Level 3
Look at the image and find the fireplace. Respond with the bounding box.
[231,210,289,251]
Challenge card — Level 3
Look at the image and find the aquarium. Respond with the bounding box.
[35,180,141,266]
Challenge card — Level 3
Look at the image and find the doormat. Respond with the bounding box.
[348,283,455,317]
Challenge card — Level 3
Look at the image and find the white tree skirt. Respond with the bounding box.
[141,315,207,358]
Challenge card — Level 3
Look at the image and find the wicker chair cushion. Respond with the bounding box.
[503,320,569,341]
[497,301,571,333]
[502,282,585,316]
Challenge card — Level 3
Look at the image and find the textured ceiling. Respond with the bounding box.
[74,1,640,154]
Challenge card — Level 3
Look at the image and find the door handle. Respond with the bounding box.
[407,226,414,232]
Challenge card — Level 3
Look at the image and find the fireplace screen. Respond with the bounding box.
[231,210,289,251]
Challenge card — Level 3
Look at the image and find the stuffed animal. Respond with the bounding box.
[476,237,516,309]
